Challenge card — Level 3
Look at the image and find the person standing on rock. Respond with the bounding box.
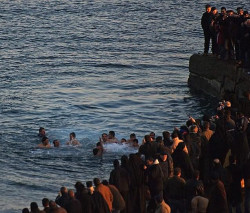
[201,4,212,55]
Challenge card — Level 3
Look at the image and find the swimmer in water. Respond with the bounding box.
[107,131,119,143]
[38,127,46,138]
[66,132,80,146]
[53,140,60,148]
[132,138,139,148]
[93,142,104,156]
[38,136,51,148]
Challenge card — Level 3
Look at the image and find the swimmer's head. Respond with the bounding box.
[130,133,136,140]
[38,127,46,137]
[121,138,126,143]
[70,132,76,139]
[42,137,49,145]
[108,131,115,139]
[101,133,108,142]
[53,140,60,147]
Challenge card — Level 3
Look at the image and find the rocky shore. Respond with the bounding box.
[188,54,250,116]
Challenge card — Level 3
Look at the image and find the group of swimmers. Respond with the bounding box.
[37,128,80,148]
[37,127,140,156]
[93,132,140,156]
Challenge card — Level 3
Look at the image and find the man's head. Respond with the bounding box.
[109,131,115,138]
[42,137,49,146]
[171,131,179,139]
[86,181,94,194]
[160,151,168,161]
[156,136,163,144]
[174,167,182,177]
[133,138,139,147]
[30,202,39,212]
[211,7,218,15]
[146,157,154,166]
[102,133,108,142]
[42,198,49,207]
[102,180,109,186]
[74,181,85,192]
[206,4,211,13]
[162,131,170,139]
[39,127,46,136]
[60,186,68,194]
[68,189,75,198]
[144,135,151,143]
[130,133,136,140]
[221,7,227,15]
[93,178,101,186]
[149,132,155,141]
[49,201,58,210]
[189,125,198,133]
[70,132,76,140]
[53,140,60,147]
[237,7,244,15]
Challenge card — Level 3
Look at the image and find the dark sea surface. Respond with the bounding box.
[0,0,248,212]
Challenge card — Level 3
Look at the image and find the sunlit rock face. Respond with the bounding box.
[188,54,250,115]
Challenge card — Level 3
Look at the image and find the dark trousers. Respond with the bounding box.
[203,29,212,54]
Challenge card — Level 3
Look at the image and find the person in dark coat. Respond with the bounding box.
[201,4,212,55]
[42,198,50,213]
[225,155,243,212]
[209,113,230,166]
[65,189,82,213]
[55,187,70,209]
[74,181,93,213]
[129,153,146,213]
[162,131,173,148]
[145,158,164,213]
[159,151,169,184]
[185,170,204,211]
[234,112,250,168]
[109,159,122,190]
[188,125,202,170]
[172,142,194,180]
[102,180,126,212]
[86,181,110,213]
[30,202,45,213]
[164,167,186,213]
[120,155,132,213]
[49,201,67,213]
[207,172,229,213]
[139,135,158,160]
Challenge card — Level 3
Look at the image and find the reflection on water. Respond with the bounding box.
[1,0,246,212]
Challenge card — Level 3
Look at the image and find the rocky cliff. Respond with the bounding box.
[188,54,250,115]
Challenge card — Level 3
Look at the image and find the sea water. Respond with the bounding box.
[0,0,248,212]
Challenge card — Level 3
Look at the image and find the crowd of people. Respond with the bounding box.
[201,4,250,68]
[23,99,250,213]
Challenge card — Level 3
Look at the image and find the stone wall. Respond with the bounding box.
[188,54,250,115]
